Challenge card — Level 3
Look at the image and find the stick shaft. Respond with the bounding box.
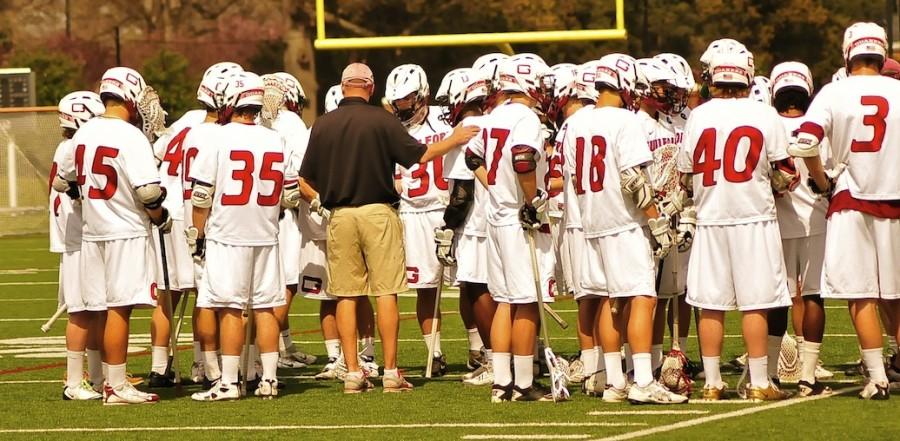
[40,304,67,332]
[424,267,443,378]
[543,304,568,329]
[526,232,552,348]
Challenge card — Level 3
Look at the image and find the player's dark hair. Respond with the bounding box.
[234,105,262,119]
[849,54,885,71]
[100,93,125,107]
[62,128,76,140]
[710,83,748,98]
[773,88,810,113]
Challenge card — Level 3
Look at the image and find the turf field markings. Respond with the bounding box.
[0,298,56,302]
[0,268,57,275]
[0,281,56,286]
[462,435,592,440]
[0,379,59,384]
[587,410,710,416]
[588,385,861,441]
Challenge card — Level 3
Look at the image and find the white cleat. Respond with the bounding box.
[361,355,380,378]
[190,361,206,384]
[191,380,241,401]
[462,362,494,386]
[602,384,629,403]
[103,382,159,405]
[315,357,341,380]
[277,356,307,369]
[814,361,834,380]
[254,378,278,399]
[63,379,102,401]
[627,380,689,404]
[858,380,890,400]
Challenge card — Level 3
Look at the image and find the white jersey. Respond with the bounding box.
[563,106,652,238]
[152,109,206,220]
[181,122,221,221]
[678,98,789,226]
[801,75,900,200]
[283,117,327,241]
[775,115,829,238]
[454,115,488,237]
[190,122,292,246]
[397,108,452,213]
[466,101,547,228]
[49,139,82,253]
[68,117,160,241]
[446,115,480,181]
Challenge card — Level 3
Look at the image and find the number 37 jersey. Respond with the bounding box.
[677,98,788,226]
[189,123,293,246]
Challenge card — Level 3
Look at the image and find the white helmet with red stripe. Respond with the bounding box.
[574,60,602,102]
[771,62,814,96]
[58,91,104,130]
[707,44,755,87]
[547,63,577,123]
[497,53,553,112]
[595,53,639,110]
[219,72,264,124]
[843,22,887,66]
[700,38,747,83]
[198,62,243,109]
[654,53,695,90]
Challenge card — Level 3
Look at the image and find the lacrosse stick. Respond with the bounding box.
[40,304,67,333]
[424,264,444,378]
[543,304,569,330]
[660,250,693,396]
[526,231,569,402]
[241,273,255,397]
[158,229,182,392]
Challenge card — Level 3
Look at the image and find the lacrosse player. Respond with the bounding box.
[51,91,106,400]
[466,53,559,402]
[789,22,900,400]
[679,42,796,401]
[53,67,169,405]
[189,72,291,400]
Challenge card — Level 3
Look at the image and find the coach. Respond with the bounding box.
[299,62,478,393]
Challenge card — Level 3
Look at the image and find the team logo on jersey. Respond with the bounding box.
[406,267,419,284]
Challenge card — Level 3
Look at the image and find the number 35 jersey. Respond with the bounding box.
[68,117,160,242]
[800,75,900,201]
[190,122,292,246]
[396,107,452,213]
[678,98,788,226]
[562,106,652,238]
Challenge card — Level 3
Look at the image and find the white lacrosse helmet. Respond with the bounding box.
[700,39,747,83]
[749,76,772,105]
[654,53,695,90]
[497,53,553,112]
[636,58,681,113]
[203,62,243,79]
[574,60,602,102]
[843,22,887,66]
[274,72,307,111]
[324,84,343,113]
[435,68,473,125]
[771,61,814,96]
[385,64,429,127]
[222,72,264,114]
[197,74,232,110]
[473,53,509,91]
[707,45,755,87]
[548,63,577,123]
[99,67,147,105]
[595,53,639,110]
[58,91,104,130]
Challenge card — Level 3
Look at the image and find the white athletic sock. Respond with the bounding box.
[623,343,634,373]
[66,350,84,388]
[702,356,722,388]
[221,355,240,385]
[748,356,770,388]
[595,346,605,370]
[604,352,626,389]
[581,348,599,376]
[324,339,341,359]
[260,352,278,381]
[150,346,168,375]
[107,363,127,389]
[101,362,109,384]
[677,337,687,352]
[767,335,782,379]
[633,352,654,387]
[423,332,442,357]
[651,344,664,372]
[799,341,821,384]
[86,349,103,386]
[796,335,805,345]
[383,368,398,378]
[360,337,375,358]
[280,329,295,354]
[862,348,889,383]
[203,351,221,380]
[193,341,202,363]
[467,328,484,351]
[513,355,534,389]
[492,352,512,386]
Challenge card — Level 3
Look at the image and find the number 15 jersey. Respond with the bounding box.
[190,122,292,246]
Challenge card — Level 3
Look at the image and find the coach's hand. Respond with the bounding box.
[434,227,456,266]
[648,213,674,259]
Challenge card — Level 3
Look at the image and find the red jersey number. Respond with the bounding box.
[74,144,120,200]
[220,150,284,206]
[182,147,199,200]
[407,159,449,198]
[162,128,190,177]
[692,126,763,187]
[573,136,607,194]
[851,95,888,153]
[485,128,510,185]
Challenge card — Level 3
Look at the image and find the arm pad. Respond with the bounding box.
[787,131,821,158]
[465,148,484,171]
[621,166,654,210]
[191,180,215,209]
[51,175,70,193]
[511,145,538,174]
[442,179,474,230]
[136,184,166,209]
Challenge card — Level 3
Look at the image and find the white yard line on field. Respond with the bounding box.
[588,386,861,441]
[0,298,56,302]
[0,282,56,286]
[0,422,646,434]
[587,410,709,416]
[463,435,592,440]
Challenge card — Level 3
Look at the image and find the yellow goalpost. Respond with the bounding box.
[313,0,627,52]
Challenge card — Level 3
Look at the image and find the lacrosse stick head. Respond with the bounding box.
[260,74,287,128]
[660,348,693,395]
[135,86,167,142]
[544,347,570,402]
[777,334,800,383]
[650,142,681,197]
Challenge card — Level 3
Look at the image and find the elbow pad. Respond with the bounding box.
[51,175,70,193]
[464,148,484,171]
[771,158,800,194]
[787,131,821,158]
[281,180,301,209]
[442,179,474,230]
[511,145,538,174]
[136,184,166,209]
[620,166,654,210]
[191,180,215,209]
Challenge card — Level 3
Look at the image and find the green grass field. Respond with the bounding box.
[0,234,898,440]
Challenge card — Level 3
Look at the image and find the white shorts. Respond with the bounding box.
[401,210,446,288]
[199,241,286,310]
[279,210,302,286]
[657,248,690,299]
[300,237,335,301]
[581,227,656,298]
[81,237,157,309]
[487,224,555,304]
[57,251,104,313]
[564,227,590,300]
[456,233,488,284]
[822,210,900,300]
[686,220,791,311]
[782,234,825,297]
[151,220,195,290]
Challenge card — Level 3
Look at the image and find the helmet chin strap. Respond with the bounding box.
[400,100,428,129]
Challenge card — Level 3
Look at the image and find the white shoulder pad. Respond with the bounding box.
[191,181,215,209]
[787,131,820,158]
[621,166,654,210]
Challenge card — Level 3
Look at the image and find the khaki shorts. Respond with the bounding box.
[327,203,407,297]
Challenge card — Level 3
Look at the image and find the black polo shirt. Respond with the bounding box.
[300,97,427,209]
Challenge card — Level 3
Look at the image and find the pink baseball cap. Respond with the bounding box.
[341,63,374,87]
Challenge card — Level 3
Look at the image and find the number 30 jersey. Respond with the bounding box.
[562,106,652,238]
[678,98,788,226]
[800,75,900,200]
[190,122,292,246]
[396,107,451,213]
[68,117,160,242]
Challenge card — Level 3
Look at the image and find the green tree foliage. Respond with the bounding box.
[141,49,195,121]
[7,48,82,106]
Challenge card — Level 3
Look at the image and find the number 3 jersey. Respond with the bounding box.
[190,122,293,246]
[466,101,547,228]
[678,98,789,226]
[799,75,900,201]
[562,106,652,238]
[67,117,161,241]
[396,107,451,213]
